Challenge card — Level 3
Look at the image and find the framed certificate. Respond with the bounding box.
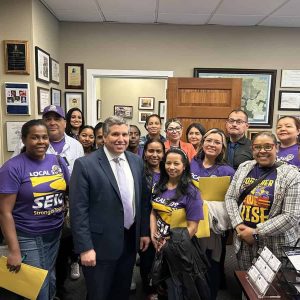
[281,70,300,88]
[65,63,84,89]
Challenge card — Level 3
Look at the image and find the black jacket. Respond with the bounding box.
[226,135,253,170]
[163,228,211,300]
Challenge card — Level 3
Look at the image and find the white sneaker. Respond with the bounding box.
[70,262,80,280]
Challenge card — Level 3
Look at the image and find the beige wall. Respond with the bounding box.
[59,22,300,127]
[0,0,59,163]
[98,78,166,136]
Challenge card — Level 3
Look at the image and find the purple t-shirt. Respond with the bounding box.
[240,164,276,228]
[152,184,203,236]
[190,158,235,181]
[277,144,300,170]
[0,153,69,234]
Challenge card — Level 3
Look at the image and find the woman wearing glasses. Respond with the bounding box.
[276,116,300,170]
[164,118,196,161]
[190,128,235,300]
[225,132,300,270]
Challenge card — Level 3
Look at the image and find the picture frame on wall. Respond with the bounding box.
[4,40,30,75]
[50,58,60,84]
[35,46,50,83]
[138,97,155,110]
[37,87,50,114]
[6,121,26,152]
[5,82,30,115]
[114,105,133,119]
[65,92,84,113]
[278,113,300,122]
[194,68,277,128]
[281,70,300,88]
[51,88,61,106]
[247,130,260,141]
[139,111,152,123]
[158,101,166,119]
[278,91,300,111]
[97,99,102,120]
[65,63,84,89]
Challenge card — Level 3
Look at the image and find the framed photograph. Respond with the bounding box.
[139,111,153,123]
[65,92,84,113]
[158,101,166,119]
[51,88,61,106]
[247,130,260,141]
[194,68,277,128]
[50,58,60,84]
[114,105,133,119]
[138,97,154,110]
[4,40,30,74]
[97,99,102,120]
[278,91,300,111]
[6,121,26,151]
[37,87,50,114]
[281,70,300,88]
[65,63,84,89]
[35,46,50,83]
[5,82,30,115]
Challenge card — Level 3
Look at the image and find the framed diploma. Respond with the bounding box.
[4,40,30,74]
[37,87,50,114]
[281,70,300,88]
[279,91,300,111]
[50,58,60,84]
[65,63,84,89]
[6,121,26,152]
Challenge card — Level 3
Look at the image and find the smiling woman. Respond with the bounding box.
[0,119,70,300]
[226,131,300,273]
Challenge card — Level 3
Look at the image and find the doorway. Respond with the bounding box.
[86,69,173,132]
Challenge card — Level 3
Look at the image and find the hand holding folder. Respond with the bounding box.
[0,256,48,300]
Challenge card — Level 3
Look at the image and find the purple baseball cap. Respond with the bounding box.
[42,105,65,119]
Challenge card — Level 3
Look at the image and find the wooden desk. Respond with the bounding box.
[235,271,290,300]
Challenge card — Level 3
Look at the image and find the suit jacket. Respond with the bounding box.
[69,147,149,260]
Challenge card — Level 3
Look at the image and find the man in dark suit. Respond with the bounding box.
[69,116,150,300]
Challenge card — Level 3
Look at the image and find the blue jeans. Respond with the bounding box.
[17,229,61,300]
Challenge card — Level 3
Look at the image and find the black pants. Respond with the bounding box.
[55,227,78,296]
[139,242,156,294]
[83,225,137,300]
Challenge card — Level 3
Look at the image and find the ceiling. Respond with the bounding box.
[40,0,300,27]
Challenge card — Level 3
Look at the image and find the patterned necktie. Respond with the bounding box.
[113,157,134,229]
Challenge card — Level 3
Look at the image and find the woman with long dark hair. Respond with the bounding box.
[150,148,205,299]
[140,138,165,299]
[65,108,85,140]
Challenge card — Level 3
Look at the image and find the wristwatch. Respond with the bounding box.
[252,228,259,242]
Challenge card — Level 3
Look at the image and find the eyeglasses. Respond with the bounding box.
[252,144,275,152]
[167,126,182,132]
[227,118,247,125]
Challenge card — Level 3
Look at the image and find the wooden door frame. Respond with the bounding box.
[86,69,174,125]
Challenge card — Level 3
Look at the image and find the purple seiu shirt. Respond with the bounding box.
[0,153,69,234]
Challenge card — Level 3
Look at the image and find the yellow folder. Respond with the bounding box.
[0,256,48,300]
[170,205,210,238]
[198,176,231,201]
